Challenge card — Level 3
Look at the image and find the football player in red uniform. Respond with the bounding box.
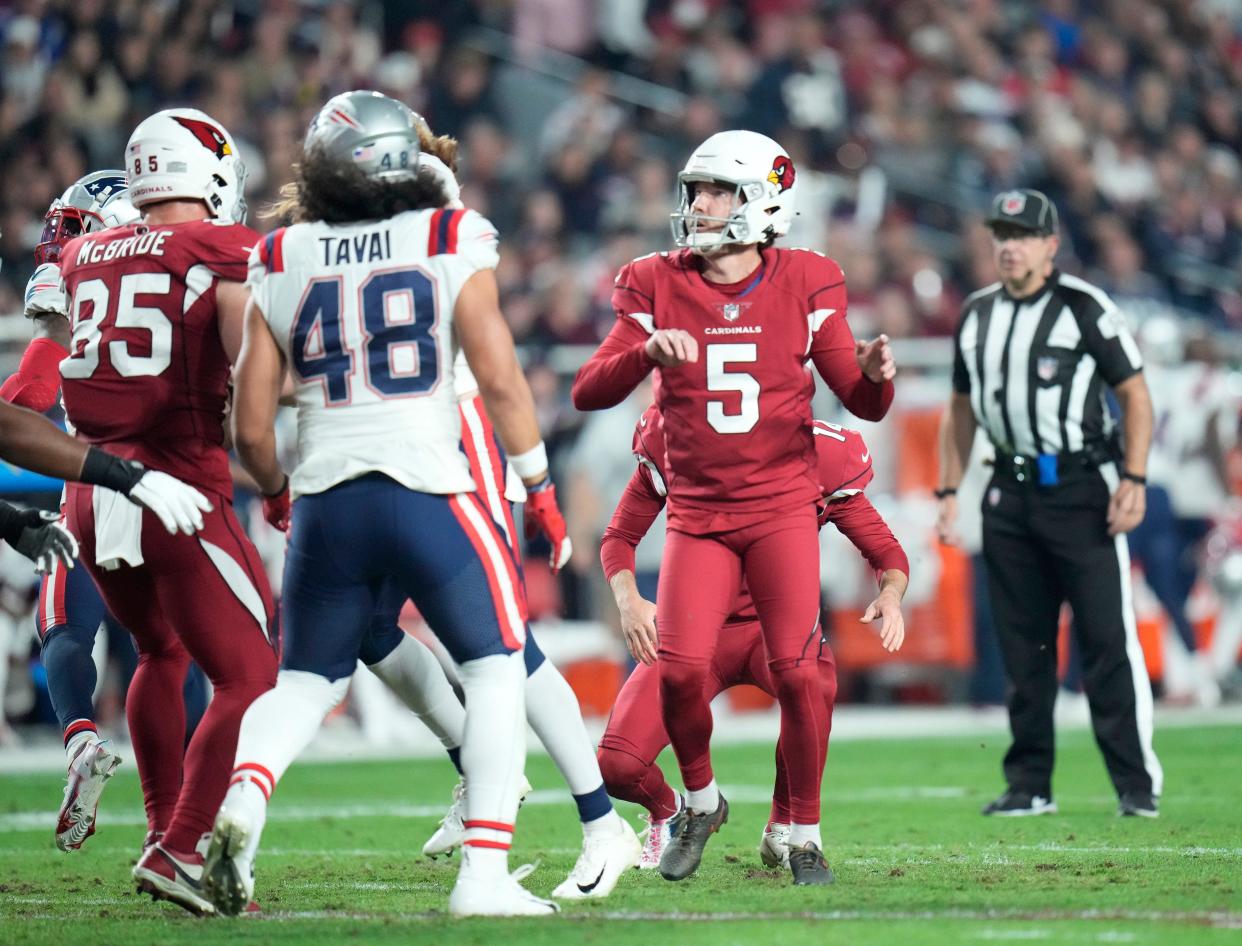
[598,407,907,874]
[56,109,278,915]
[573,130,896,883]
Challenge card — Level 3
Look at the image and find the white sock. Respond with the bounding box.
[65,727,97,762]
[457,651,526,876]
[367,635,465,749]
[231,669,350,796]
[790,823,822,850]
[582,808,625,839]
[524,659,603,796]
[685,780,720,815]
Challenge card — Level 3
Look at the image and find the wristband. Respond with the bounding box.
[80,447,144,495]
[1122,471,1146,486]
[934,487,957,499]
[509,441,549,480]
[264,475,290,498]
[525,474,554,494]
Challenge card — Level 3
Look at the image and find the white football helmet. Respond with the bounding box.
[125,108,247,223]
[35,170,140,264]
[670,130,798,251]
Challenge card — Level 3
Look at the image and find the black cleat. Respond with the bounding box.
[1117,790,1158,818]
[981,789,1057,817]
[658,795,728,881]
[788,842,835,885]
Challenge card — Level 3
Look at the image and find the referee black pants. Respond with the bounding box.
[981,462,1163,799]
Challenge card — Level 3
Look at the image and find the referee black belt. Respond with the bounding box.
[990,447,1117,487]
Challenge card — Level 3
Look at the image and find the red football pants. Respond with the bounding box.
[655,507,830,823]
[66,484,277,851]
[599,619,837,823]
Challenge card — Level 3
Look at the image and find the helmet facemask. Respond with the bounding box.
[34,204,101,264]
[670,175,782,253]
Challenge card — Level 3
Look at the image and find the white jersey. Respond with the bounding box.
[24,262,67,319]
[247,207,499,499]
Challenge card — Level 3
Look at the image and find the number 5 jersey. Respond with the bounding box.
[246,207,498,499]
[58,218,259,498]
[572,246,894,530]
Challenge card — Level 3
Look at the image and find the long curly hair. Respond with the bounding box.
[263,126,460,224]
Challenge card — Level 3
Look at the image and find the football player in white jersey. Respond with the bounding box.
[351,143,641,898]
[205,91,569,918]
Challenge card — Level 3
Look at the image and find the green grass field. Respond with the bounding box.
[2,722,1239,945]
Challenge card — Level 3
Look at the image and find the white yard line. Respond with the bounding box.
[4,704,1240,775]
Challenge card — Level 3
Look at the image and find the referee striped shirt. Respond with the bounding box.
[952,269,1144,458]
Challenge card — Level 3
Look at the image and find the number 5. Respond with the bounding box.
[706,343,759,434]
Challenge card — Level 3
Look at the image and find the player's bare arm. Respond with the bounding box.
[32,312,71,347]
[609,569,659,666]
[861,568,907,652]
[0,399,210,534]
[1108,372,1153,536]
[936,392,976,545]
[231,299,288,497]
[456,267,572,569]
[455,269,543,476]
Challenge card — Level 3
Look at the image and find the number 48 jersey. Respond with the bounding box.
[247,207,498,499]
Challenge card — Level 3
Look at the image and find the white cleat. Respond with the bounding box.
[636,795,682,870]
[552,818,642,899]
[56,740,122,852]
[423,775,533,859]
[202,781,266,918]
[759,822,791,868]
[450,862,559,917]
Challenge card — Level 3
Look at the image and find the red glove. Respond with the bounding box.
[524,479,572,572]
[262,477,291,532]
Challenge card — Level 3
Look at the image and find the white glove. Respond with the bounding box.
[13,510,78,573]
[24,262,67,318]
[128,471,214,535]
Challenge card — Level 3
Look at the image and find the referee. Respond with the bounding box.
[936,189,1163,818]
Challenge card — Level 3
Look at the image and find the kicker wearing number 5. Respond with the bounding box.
[573,130,896,886]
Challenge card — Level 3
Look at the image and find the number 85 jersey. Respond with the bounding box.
[247,207,498,499]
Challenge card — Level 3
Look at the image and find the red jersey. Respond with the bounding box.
[573,247,893,529]
[58,219,257,497]
[603,406,908,624]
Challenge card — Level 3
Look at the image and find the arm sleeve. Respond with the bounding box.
[0,337,69,412]
[825,493,910,580]
[600,464,667,581]
[1078,292,1144,387]
[571,316,655,411]
[808,300,895,421]
[573,259,660,410]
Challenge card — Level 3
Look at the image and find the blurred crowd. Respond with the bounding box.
[2,0,1242,736]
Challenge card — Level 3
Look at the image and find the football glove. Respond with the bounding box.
[129,471,214,535]
[262,477,292,532]
[524,477,572,572]
[0,504,78,573]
